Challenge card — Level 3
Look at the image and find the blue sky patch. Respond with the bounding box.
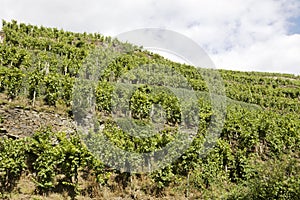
[288,15,300,34]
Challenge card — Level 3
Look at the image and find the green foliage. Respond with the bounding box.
[227,155,300,200]
[0,66,24,99]
[0,138,28,193]
[43,73,62,105]
[28,70,44,100]
[151,165,174,190]
[60,75,75,105]
[130,85,152,120]
[28,129,109,194]
[0,129,109,196]
[0,67,6,92]
[96,81,114,112]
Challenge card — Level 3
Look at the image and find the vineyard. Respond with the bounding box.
[0,20,300,199]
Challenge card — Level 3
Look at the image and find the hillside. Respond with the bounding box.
[0,20,299,199]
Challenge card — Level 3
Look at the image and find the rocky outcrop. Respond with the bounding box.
[0,104,76,138]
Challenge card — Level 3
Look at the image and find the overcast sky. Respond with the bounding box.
[1,0,300,75]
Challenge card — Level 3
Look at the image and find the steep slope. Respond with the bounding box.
[0,20,299,199]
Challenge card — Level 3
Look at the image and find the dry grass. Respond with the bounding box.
[3,173,201,200]
[16,174,36,195]
[0,93,70,117]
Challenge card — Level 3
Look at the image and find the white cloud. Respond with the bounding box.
[211,34,300,74]
[0,0,300,74]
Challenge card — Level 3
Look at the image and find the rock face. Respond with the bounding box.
[0,104,76,137]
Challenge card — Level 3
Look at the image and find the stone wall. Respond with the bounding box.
[0,104,76,138]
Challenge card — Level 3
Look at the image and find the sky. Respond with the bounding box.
[1,0,300,75]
